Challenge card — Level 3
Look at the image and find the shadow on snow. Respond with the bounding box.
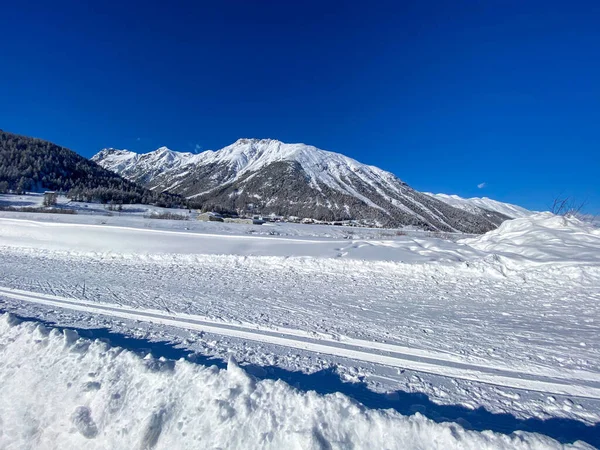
[4,311,598,448]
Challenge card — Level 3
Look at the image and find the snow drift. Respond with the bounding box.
[461,213,600,268]
[0,314,589,450]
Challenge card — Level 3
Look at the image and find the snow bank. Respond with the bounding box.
[461,213,600,268]
[0,314,589,450]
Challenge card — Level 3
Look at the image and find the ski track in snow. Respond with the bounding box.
[3,315,594,450]
[2,285,600,399]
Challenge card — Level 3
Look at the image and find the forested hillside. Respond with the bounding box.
[0,130,182,206]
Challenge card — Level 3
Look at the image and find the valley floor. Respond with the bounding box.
[0,211,599,449]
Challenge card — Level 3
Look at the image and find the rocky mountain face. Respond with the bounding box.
[93,139,514,232]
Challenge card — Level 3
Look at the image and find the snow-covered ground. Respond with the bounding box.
[0,315,593,450]
[0,202,599,448]
[0,192,465,240]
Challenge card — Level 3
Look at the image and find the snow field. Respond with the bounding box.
[1,212,599,269]
[0,211,599,447]
[3,285,599,398]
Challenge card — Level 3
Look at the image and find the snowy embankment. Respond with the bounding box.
[0,314,590,450]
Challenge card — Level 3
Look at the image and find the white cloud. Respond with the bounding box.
[136,137,141,142]
[194,144,203,153]
[477,182,487,189]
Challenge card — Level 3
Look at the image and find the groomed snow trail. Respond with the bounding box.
[2,285,599,399]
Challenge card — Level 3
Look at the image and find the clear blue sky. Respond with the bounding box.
[1,1,598,213]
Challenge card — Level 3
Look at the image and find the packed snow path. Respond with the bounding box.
[3,285,599,399]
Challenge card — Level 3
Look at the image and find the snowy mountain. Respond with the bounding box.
[91,146,199,187]
[93,139,512,232]
[424,193,533,219]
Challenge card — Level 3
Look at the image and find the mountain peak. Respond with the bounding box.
[233,138,281,146]
[92,148,135,163]
[97,147,132,154]
[92,139,523,232]
[153,146,174,153]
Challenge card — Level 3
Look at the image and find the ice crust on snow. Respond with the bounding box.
[0,314,590,450]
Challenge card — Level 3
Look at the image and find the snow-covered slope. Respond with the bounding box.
[93,139,512,233]
[94,139,401,195]
[425,193,533,219]
[92,147,202,186]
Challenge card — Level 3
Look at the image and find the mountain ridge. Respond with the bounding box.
[93,139,522,232]
[424,193,533,219]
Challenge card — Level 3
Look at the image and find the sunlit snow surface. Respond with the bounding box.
[0,315,592,450]
[0,203,599,448]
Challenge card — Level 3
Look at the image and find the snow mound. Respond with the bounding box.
[0,314,587,450]
[461,213,600,266]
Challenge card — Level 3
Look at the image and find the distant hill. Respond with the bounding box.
[0,130,182,206]
[94,138,512,232]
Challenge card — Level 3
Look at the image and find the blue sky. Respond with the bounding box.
[1,1,598,213]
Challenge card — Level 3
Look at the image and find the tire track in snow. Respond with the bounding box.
[1,285,600,399]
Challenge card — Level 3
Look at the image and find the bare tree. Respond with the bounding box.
[550,195,587,216]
